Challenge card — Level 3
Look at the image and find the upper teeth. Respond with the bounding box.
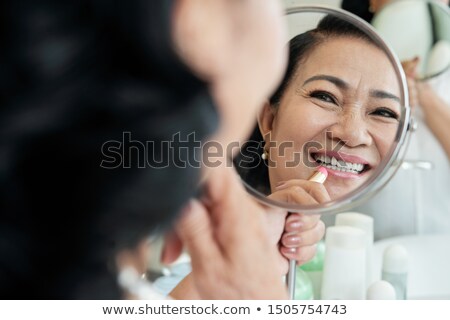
[314,155,365,173]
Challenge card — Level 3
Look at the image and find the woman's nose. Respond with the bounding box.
[327,109,372,147]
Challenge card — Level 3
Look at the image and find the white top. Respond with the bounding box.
[335,212,374,244]
[367,280,397,300]
[325,226,366,249]
[382,244,409,274]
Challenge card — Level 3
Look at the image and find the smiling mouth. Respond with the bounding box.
[312,153,371,175]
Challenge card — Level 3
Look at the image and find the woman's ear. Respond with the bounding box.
[258,101,276,141]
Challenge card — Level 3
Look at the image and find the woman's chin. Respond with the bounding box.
[324,177,369,201]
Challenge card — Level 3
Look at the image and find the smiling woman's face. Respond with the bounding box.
[260,36,401,200]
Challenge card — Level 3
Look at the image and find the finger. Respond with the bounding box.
[280,244,317,265]
[307,183,331,203]
[281,220,325,248]
[284,212,321,232]
[203,166,252,230]
[161,230,184,265]
[274,179,330,203]
[205,168,266,252]
[268,185,319,206]
[175,199,221,271]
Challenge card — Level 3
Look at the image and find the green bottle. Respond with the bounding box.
[300,240,325,299]
[294,268,314,300]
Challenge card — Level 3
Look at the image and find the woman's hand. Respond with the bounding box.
[401,57,450,159]
[401,57,420,110]
[170,166,289,299]
[268,179,329,266]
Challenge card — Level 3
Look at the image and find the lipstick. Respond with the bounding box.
[308,166,328,184]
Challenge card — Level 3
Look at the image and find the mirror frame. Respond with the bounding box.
[239,5,413,215]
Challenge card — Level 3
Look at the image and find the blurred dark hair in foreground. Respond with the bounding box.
[0,0,217,298]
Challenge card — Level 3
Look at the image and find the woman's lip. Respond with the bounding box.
[312,150,370,165]
[324,166,370,179]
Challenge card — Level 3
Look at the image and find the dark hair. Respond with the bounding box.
[235,15,379,194]
[0,0,217,298]
[341,0,374,23]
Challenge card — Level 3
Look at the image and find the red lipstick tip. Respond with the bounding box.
[317,166,328,177]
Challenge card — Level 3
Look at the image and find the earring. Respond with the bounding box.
[261,149,269,160]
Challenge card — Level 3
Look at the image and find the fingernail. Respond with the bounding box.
[289,220,303,230]
[283,235,302,245]
[282,247,297,254]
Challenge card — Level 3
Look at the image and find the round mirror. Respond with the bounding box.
[233,6,412,215]
[372,0,450,80]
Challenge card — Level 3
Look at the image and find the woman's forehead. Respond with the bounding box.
[293,37,400,95]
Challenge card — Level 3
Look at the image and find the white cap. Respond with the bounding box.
[335,212,374,244]
[367,280,396,300]
[325,226,366,250]
[382,244,408,274]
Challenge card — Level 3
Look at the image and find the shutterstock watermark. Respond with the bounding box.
[100,131,344,169]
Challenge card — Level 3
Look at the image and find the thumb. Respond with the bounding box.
[402,57,420,78]
[174,199,220,270]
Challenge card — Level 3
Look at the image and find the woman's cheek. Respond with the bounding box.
[370,124,397,159]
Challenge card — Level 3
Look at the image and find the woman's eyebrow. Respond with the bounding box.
[369,89,400,103]
[303,74,348,89]
[303,74,401,103]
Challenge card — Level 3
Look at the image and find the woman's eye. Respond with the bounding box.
[309,91,336,104]
[371,107,399,120]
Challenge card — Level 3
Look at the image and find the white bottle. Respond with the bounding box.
[321,226,366,300]
[367,280,396,300]
[382,244,408,300]
[335,212,374,288]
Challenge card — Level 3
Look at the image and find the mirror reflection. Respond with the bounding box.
[235,10,407,210]
[371,0,450,79]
